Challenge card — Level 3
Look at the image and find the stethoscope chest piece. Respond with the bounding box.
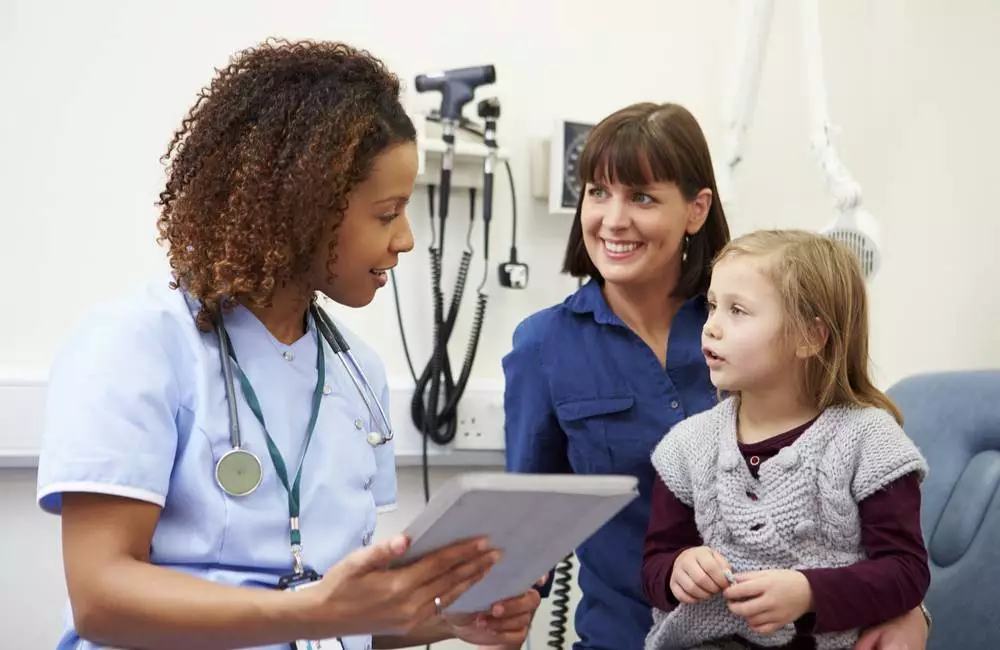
[215,448,264,497]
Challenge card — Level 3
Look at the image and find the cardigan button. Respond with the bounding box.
[775,447,800,469]
[794,520,816,538]
[719,449,740,471]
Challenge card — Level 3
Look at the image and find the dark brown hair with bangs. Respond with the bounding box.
[561,102,730,299]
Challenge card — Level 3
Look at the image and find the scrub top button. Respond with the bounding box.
[363,532,373,546]
[282,351,294,362]
[323,383,332,395]
[354,418,364,430]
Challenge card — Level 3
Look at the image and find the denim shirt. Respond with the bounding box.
[502,279,717,650]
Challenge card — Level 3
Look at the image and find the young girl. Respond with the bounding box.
[641,229,930,650]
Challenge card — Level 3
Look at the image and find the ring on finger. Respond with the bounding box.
[434,595,443,617]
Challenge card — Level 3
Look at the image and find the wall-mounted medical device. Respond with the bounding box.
[537,119,595,215]
[394,64,529,500]
[411,112,508,189]
[550,119,595,215]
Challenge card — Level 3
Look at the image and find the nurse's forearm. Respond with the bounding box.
[71,556,315,650]
[62,493,317,650]
[373,618,454,648]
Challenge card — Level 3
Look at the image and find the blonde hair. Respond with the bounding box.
[713,229,902,424]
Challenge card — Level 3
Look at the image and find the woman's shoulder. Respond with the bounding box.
[510,285,598,348]
[56,278,202,370]
[511,304,564,347]
[821,403,928,496]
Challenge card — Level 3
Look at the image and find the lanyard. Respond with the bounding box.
[224,327,326,575]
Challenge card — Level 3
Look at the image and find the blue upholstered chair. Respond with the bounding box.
[887,370,1000,650]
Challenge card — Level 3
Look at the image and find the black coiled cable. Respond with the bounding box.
[414,245,476,443]
[410,147,491,453]
[548,554,575,649]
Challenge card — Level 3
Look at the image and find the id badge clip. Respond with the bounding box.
[278,568,321,591]
[278,569,344,650]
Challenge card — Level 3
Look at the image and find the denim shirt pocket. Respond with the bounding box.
[555,395,636,473]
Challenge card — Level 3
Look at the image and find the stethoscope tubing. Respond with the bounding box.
[215,302,394,454]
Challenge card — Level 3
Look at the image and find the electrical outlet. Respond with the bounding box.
[453,386,506,451]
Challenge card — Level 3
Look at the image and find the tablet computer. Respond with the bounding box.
[389,471,639,614]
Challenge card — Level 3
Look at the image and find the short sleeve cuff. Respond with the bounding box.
[37,450,172,515]
[38,480,166,515]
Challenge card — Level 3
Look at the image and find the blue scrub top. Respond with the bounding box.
[502,279,717,650]
[36,278,397,650]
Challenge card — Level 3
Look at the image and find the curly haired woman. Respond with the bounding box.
[35,39,540,650]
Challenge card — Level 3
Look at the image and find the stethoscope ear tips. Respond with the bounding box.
[367,430,385,447]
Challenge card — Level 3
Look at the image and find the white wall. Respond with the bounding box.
[2,0,999,648]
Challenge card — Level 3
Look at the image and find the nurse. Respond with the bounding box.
[36,39,539,650]
[501,102,930,649]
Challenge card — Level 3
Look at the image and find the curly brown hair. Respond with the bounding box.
[155,38,416,331]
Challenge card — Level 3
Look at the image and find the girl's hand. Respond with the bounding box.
[670,546,733,604]
[309,535,501,638]
[724,569,813,635]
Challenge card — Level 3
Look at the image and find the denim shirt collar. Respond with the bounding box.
[565,278,708,368]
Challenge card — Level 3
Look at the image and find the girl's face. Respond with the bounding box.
[580,178,711,290]
[310,142,418,308]
[702,255,797,392]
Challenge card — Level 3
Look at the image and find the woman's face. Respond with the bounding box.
[580,178,711,289]
[312,141,418,308]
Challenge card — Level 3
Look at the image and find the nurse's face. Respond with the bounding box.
[313,141,418,308]
[580,178,710,289]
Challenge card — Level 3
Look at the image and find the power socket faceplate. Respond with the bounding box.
[453,386,506,451]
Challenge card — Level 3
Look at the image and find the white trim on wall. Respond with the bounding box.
[0,370,505,469]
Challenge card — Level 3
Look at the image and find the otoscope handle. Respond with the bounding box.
[438,123,456,221]
[482,171,493,259]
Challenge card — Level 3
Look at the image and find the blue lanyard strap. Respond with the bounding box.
[222,325,326,573]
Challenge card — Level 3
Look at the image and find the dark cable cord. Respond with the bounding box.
[391,271,419,385]
[506,159,518,256]
[548,554,574,649]
[406,115,500,453]
[389,114,517,484]
[409,202,477,440]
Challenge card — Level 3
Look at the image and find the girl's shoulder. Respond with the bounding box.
[821,404,929,499]
[654,396,736,459]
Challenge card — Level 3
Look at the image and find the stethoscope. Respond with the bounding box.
[212,302,394,498]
